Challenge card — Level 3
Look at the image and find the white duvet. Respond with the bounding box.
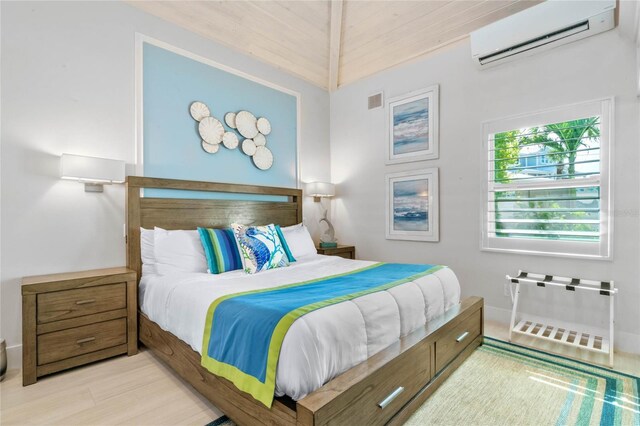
[139,255,460,401]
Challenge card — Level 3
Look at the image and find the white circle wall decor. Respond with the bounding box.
[253,146,273,170]
[224,112,237,129]
[222,132,239,149]
[189,101,275,169]
[190,102,210,122]
[242,139,257,156]
[236,111,259,139]
[257,117,271,135]
[201,140,220,154]
[253,133,266,147]
[199,116,224,144]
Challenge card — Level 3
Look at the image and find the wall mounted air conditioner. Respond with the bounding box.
[470,0,616,68]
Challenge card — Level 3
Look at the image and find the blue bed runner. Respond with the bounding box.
[201,262,445,407]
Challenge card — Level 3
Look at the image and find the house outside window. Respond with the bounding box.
[481,99,613,259]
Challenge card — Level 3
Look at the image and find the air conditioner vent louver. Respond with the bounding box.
[471,0,615,68]
[479,20,590,66]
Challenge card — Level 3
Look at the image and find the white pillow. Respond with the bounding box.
[281,223,317,259]
[140,227,156,275]
[153,227,207,275]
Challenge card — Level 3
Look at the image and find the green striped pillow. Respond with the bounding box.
[198,228,243,274]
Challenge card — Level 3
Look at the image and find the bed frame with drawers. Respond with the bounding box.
[126,176,484,426]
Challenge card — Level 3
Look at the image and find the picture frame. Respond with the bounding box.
[386,85,439,164]
[385,168,439,242]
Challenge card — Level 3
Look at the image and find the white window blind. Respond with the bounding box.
[482,99,612,259]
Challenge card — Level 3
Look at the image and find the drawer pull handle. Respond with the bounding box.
[75,299,96,305]
[378,386,405,409]
[456,331,470,343]
[76,337,96,344]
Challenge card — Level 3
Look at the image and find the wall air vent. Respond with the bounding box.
[368,92,383,110]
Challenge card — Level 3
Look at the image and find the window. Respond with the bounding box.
[482,99,612,259]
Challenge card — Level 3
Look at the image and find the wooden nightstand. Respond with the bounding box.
[22,267,137,386]
[316,245,356,259]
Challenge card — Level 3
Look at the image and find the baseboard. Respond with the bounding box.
[6,344,22,372]
[484,304,640,355]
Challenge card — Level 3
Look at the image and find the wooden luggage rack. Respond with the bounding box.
[506,271,616,367]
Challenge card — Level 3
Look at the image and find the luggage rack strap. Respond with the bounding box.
[505,271,616,295]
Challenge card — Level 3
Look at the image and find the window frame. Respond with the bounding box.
[481,98,613,260]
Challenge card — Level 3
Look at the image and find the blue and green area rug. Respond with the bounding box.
[207,337,639,426]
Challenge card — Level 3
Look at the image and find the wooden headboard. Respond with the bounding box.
[125,176,303,280]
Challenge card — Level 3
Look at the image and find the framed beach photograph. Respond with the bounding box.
[386,168,439,242]
[387,85,439,164]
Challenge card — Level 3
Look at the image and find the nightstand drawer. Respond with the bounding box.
[37,318,127,365]
[316,245,355,259]
[333,252,354,259]
[37,283,126,323]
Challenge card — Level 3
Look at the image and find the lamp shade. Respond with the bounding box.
[60,154,125,183]
[306,182,335,198]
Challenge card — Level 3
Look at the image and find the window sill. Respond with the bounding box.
[480,246,612,261]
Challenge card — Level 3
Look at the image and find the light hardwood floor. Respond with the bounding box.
[2,321,638,425]
[0,349,223,426]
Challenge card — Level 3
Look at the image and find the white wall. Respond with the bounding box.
[330,21,640,351]
[636,1,640,95]
[0,1,330,367]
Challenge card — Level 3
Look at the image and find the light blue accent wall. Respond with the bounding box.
[143,43,298,199]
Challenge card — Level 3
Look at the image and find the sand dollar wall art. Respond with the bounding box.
[190,101,274,171]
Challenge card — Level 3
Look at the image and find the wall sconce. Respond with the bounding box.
[306,181,335,202]
[60,154,125,192]
[305,181,338,247]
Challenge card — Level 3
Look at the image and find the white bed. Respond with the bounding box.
[139,254,461,401]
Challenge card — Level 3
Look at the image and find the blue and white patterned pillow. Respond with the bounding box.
[231,223,289,274]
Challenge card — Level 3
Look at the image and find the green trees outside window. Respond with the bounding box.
[492,117,601,241]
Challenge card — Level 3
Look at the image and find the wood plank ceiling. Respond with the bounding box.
[128,0,542,91]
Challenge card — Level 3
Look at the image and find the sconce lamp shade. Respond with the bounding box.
[60,154,125,184]
[60,154,125,192]
[306,182,335,199]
